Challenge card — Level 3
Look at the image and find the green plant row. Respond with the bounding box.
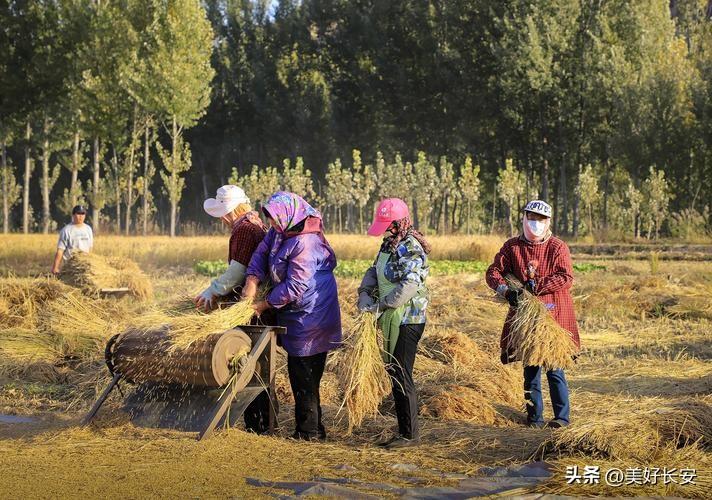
[195,259,606,278]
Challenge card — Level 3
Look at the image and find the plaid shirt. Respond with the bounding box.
[486,235,580,350]
[228,213,267,266]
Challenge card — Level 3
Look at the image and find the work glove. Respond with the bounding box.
[504,287,523,308]
[525,279,537,294]
[357,291,378,313]
[194,289,217,311]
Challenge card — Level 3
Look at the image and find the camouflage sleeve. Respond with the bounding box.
[379,237,427,309]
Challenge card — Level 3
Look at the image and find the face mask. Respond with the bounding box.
[527,219,548,237]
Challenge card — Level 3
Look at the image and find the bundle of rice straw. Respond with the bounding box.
[418,329,523,423]
[420,385,497,424]
[504,276,576,370]
[539,397,712,461]
[138,285,271,351]
[42,293,125,359]
[59,252,153,300]
[0,277,74,329]
[336,312,391,433]
[0,327,60,363]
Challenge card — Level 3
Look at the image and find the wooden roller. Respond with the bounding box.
[107,327,252,387]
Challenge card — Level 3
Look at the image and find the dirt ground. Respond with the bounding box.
[1,256,710,498]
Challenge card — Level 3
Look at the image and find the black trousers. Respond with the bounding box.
[287,351,327,439]
[385,323,425,440]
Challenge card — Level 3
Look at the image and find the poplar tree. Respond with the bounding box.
[498,159,526,236]
[459,156,481,234]
[133,0,214,236]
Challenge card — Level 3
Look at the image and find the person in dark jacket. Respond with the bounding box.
[358,198,430,449]
[242,191,342,440]
[486,200,580,429]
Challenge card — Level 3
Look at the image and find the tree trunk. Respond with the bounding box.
[1,142,8,233]
[412,198,419,230]
[559,154,568,235]
[541,136,549,201]
[41,117,51,234]
[22,120,31,234]
[142,122,151,236]
[170,116,178,238]
[71,131,80,207]
[92,137,101,232]
[572,176,580,238]
[112,148,120,235]
[490,184,496,234]
[125,109,137,235]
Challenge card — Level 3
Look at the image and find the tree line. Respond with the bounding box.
[1,0,711,239]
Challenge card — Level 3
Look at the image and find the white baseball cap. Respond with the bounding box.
[523,200,552,218]
[203,185,250,218]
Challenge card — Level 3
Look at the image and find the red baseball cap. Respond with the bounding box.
[367,198,409,236]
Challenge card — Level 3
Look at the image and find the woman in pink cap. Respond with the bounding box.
[357,198,430,449]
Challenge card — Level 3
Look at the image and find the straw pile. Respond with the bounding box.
[503,276,577,370]
[540,397,712,461]
[335,312,391,433]
[418,329,523,423]
[60,252,153,300]
[0,277,75,329]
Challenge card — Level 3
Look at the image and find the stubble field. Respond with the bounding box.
[0,234,710,498]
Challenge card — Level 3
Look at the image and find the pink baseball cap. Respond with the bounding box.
[367,198,409,236]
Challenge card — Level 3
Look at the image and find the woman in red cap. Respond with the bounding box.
[357,198,430,449]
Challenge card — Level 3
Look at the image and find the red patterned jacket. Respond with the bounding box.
[228,212,267,267]
[486,235,580,351]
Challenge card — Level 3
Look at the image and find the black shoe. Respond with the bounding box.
[291,431,322,441]
[527,421,546,429]
[384,436,421,449]
[547,419,569,428]
[377,435,400,447]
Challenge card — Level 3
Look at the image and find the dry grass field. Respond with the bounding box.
[0,234,710,498]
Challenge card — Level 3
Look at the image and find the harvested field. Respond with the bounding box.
[1,236,710,498]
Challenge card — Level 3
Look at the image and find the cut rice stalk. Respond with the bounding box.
[503,275,577,370]
[336,312,391,433]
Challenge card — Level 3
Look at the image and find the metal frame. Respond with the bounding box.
[82,326,283,441]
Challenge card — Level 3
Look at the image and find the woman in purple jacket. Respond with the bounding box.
[242,192,342,440]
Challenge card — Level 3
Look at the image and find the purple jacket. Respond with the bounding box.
[246,227,342,356]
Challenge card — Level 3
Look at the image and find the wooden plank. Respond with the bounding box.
[268,329,277,433]
[81,373,121,425]
[198,327,272,441]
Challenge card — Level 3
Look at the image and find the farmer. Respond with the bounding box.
[357,198,430,449]
[194,185,266,310]
[242,191,342,441]
[195,184,272,434]
[486,200,580,428]
[51,205,93,274]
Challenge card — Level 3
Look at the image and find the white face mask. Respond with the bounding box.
[527,219,548,237]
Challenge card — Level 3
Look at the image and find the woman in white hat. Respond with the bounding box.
[196,185,267,310]
[195,184,272,433]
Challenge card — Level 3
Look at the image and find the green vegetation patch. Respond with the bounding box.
[196,259,603,278]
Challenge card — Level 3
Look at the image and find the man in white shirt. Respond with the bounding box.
[51,205,94,274]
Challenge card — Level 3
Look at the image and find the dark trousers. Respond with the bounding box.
[385,323,425,440]
[243,391,270,433]
[523,366,570,424]
[287,351,327,439]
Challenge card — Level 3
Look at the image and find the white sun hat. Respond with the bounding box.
[523,200,552,218]
[203,185,250,218]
